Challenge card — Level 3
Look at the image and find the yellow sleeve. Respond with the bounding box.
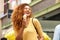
[33,18,43,37]
[4,30,15,40]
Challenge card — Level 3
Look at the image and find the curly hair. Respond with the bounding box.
[11,3,32,34]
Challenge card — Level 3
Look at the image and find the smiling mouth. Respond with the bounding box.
[26,13,29,14]
[26,12,31,14]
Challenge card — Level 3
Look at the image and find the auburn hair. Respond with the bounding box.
[11,3,32,33]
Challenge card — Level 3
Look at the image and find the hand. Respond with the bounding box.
[23,14,27,20]
[22,14,27,28]
[38,36,44,40]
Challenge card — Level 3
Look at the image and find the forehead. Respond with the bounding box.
[24,6,30,8]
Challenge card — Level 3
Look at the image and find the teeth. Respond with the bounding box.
[27,13,29,14]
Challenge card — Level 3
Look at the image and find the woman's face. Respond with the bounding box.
[23,6,32,17]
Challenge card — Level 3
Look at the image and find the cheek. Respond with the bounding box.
[29,10,32,12]
[23,10,26,14]
[24,9,26,11]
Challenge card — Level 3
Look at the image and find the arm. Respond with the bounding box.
[53,24,60,40]
[33,18,44,40]
[16,27,24,40]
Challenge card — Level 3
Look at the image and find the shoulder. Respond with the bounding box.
[55,24,60,30]
[32,18,39,23]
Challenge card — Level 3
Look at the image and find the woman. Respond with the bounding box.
[11,3,44,40]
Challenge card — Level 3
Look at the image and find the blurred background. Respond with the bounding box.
[0,0,60,40]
